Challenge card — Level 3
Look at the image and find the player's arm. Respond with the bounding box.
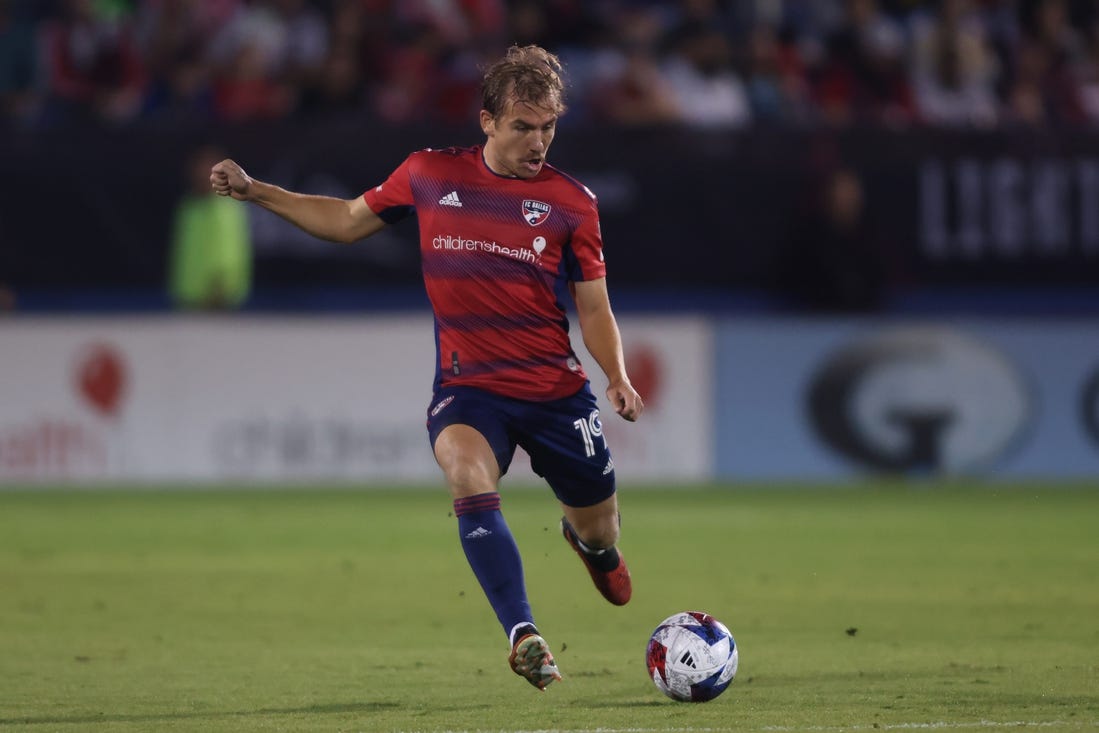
[210,158,385,243]
[572,277,644,422]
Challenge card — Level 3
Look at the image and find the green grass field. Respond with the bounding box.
[1,483,1097,732]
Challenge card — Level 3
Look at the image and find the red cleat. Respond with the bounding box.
[561,518,632,606]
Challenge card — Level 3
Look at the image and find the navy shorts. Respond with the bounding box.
[426,383,616,508]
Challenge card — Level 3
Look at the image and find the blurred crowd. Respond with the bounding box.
[4,0,1099,129]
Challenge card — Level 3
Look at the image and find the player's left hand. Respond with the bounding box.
[607,381,643,422]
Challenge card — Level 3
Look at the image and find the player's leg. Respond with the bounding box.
[432,423,500,499]
[560,493,632,606]
[561,492,620,549]
[427,390,560,689]
[433,423,534,637]
[521,386,632,606]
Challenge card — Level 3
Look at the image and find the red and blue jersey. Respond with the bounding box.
[362,145,607,402]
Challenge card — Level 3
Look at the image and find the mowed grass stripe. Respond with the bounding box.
[392,723,1099,733]
[0,483,1096,732]
[392,722,1099,733]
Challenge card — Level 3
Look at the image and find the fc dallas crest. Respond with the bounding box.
[522,199,551,226]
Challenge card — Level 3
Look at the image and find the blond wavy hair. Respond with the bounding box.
[481,44,567,119]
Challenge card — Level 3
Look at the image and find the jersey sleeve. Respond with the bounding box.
[362,154,416,224]
[567,195,607,281]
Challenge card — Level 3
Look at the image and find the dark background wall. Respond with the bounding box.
[3,122,1098,313]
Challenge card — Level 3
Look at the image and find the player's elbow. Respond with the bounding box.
[578,302,614,326]
[334,225,379,244]
[331,230,360,244]
[330,216,374,243]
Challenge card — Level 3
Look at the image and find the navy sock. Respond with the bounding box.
[454,492,533,640]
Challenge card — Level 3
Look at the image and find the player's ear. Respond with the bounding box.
[480,109,495,137]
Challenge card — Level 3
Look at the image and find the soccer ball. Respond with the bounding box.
[646,611,738,702]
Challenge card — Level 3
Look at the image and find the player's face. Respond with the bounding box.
[481,101,557,179]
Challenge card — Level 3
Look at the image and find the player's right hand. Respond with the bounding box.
[607,380,643,423]
[210,159,253,201]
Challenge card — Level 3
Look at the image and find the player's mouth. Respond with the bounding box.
[523,157,543,173]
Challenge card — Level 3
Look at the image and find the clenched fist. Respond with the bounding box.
[210,159,254,201]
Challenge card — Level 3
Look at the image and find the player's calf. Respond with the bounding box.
[561,517,632,606]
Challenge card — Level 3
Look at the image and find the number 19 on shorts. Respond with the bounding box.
[573,409,605,458]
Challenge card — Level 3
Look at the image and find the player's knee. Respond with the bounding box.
[445,467,495,497]
[441,451,499,495]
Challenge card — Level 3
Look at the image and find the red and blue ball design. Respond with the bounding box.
[646,611,739,702]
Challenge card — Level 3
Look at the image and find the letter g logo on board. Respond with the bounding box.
[1082,367,1099,448]
[806,327,1032,474]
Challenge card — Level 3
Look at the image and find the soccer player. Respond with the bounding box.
[209,44,643,691]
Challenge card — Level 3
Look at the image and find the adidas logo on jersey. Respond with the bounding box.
[439,191,463,207]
